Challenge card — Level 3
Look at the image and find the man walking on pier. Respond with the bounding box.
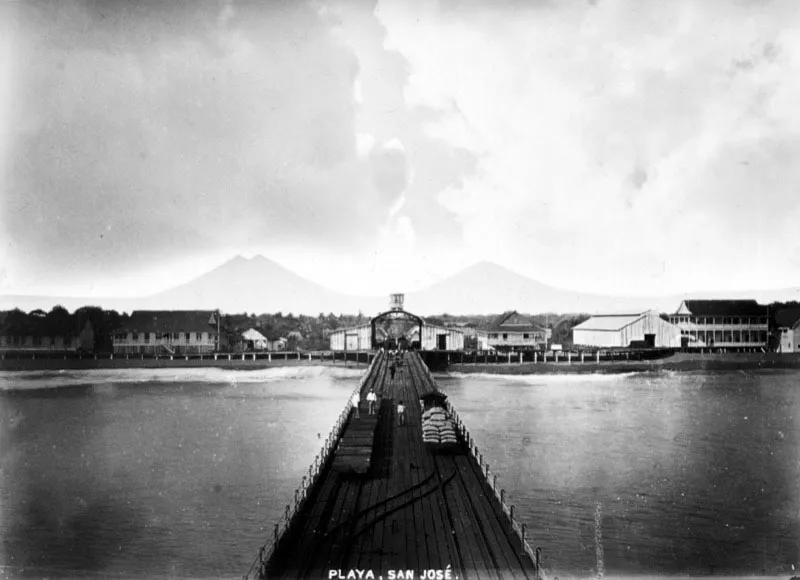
[352,391,360,418]
[367,389,377,415]
[398,401,406,425]
[389,363,396,380]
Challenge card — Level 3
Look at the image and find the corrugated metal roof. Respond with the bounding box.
[118,310,219,333]
[775,307,800,329]
[486,311,546,333]
[572,313,646,331]
[679,300,768,316]
[242,328,267,341]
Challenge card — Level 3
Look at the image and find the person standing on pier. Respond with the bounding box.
[389,363,396,380]
[398,401,406,425]
[352,391,361,418]
[367,389,377,415]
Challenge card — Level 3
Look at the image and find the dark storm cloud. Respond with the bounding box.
[2,0,413,285]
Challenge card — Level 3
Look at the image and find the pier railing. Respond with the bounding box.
[243,352,384,580]
[418,361,547,580]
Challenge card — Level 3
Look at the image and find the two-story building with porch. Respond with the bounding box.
[112,310,222,355]
[667,299,769,351]
[476,311,550,351]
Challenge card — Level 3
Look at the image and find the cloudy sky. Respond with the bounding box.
[1,0,799,299]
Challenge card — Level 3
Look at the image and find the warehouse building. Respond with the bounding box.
[329,323,373,351]
[775,307,800,353]
[667,299,769,351]
[572,310,681,348]
[408,324,465,351]
[329,294,464,351]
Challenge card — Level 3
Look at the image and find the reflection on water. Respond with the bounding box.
[440,370,800,578]
[2,368,800,578]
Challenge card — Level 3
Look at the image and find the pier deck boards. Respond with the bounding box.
[264,352,538,579]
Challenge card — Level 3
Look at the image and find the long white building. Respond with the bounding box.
[667,299,769,351]
[572,311,681,348]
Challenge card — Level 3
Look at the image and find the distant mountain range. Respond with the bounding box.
[1,255,798,316]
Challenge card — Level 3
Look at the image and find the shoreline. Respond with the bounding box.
[447,352,800,375]
[2,352,800,374]
[0,357,364,372]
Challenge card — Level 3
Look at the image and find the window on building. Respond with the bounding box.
[502,333,508,340]
[132,332,139,341]
[196,332,202,341]
[155,333,162,340]
[185,333,191,342]
[715,330,723,343]
[523,334,529,339]
[733,330,741,343]
[144,332,150,343]
[33,336,42,347]
[759,331,767,343]
[173,333,179,340]
[489,333,498,339]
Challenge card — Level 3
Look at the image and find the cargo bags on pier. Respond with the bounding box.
[421,406,460,452]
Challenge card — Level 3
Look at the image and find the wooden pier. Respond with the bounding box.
[245,351,544,580]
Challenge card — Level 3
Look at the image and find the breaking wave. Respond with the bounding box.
[0,365,365,391]
[446,371,648,384]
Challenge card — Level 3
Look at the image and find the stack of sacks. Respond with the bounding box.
[422,406,448,444]
[439,415,458,445]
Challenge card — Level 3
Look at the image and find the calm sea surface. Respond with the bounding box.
[2,367,800,579]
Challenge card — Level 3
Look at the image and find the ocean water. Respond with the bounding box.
[1,367,799,579]
[440,369,800,579]
[0,367,363,579]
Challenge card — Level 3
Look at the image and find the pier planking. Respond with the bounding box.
[262,351,541,580]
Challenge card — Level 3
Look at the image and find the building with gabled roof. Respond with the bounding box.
[476,311,549,351]
[572,310,680,348]
[241,328,269,351]
[112,310,222,355]
[667,299,769,351]
[775,307,800,353]
[0,309,89,352]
